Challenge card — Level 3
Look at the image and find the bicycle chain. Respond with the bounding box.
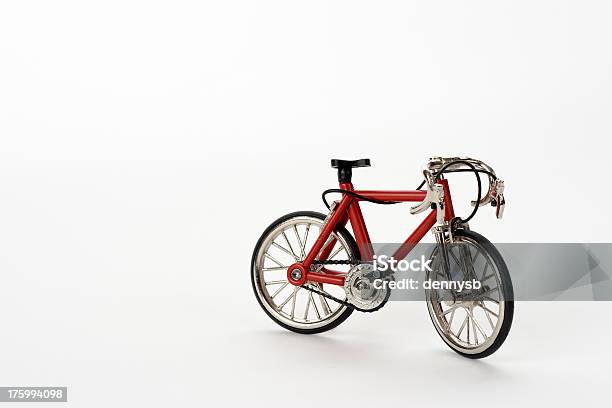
[301,283,355,309]
[303,259,374,312]
[311,259,360,265]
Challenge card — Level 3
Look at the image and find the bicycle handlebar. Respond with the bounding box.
[411,157,506,220]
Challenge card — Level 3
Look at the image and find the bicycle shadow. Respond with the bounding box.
[243,328,514,382]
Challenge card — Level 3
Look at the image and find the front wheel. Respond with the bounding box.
[426,229,514,358]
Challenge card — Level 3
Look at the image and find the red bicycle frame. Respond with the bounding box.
[287,179,456,287]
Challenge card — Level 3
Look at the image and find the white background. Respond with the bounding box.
[1,1,611,407]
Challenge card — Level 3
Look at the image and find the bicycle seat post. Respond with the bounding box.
[337,166,352,184]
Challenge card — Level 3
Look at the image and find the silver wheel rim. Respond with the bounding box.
[253,216,356,330]
[426,236,506,355]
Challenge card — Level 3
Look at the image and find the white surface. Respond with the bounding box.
[1,1,612,406]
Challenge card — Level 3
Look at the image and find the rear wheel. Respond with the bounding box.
[426,229,514,358]
[251,211,359,334]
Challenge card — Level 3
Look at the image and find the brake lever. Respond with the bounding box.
[492,179,505,219]
[468,178,505,218]
[410,183,445,224]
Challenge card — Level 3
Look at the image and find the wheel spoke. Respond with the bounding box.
[459,245,477,280]
[482,303,495,330]
[470,308,487,340]
[474,313,488,339]
[310,292,321,319]
[431,255,445,279]
[310,284,333,315]
[482,295,501,304]
[457,315,469,338]
[265,280,287,286]
[271,241,299,261]
[290,287,299,319]
[328,244,345,260]
[442,304,461,316]
[262,266,287,272]
[478,301,499,318]
[466,314,471,344]
[435,267,446,279]
[304,293,312,320]
[470,249,481,266]
[278,289,296,309]
[480,263,490,281]
[448,308,456,328]
[270,282,289,299]
[265,253,285,268]
[481,273,495,282]
[281,231,299,260]
[301,224,310,256]
[480,286,500,297]
[470,309,479,345]
[317,235,338,260]
[449,248,462,269]
[293,225,306,260]
[318,293,332,315]
[316,286,342,304]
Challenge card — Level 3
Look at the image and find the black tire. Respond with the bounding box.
[251,211,360,334]
[426,229,514,359]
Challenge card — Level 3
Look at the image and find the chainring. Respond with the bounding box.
[343,263,391,312]
[304,259,390,313]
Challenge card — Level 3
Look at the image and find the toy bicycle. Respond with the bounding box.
[251,157,513,358]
